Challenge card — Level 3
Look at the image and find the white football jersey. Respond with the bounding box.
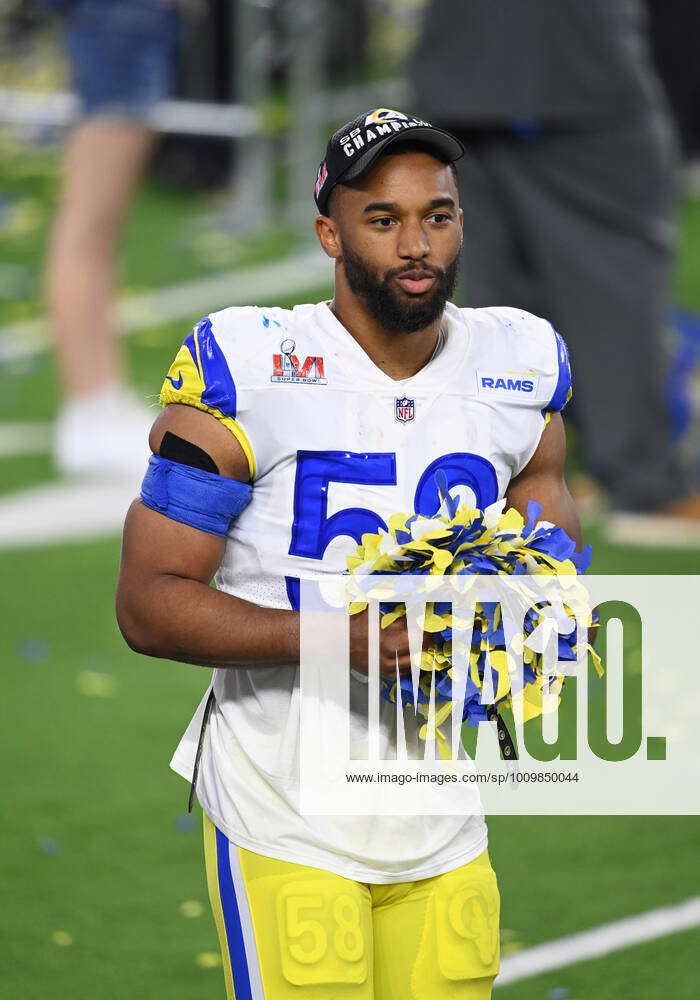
[166,300,571,882]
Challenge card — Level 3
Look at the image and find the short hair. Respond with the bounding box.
[327,141,460,217]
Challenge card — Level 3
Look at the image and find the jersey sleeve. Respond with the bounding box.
[160,315,256,478]
[475,306,573,416]
[473,306,573,478]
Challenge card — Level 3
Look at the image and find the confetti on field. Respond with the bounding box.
[36,836,62,856]
[0,197,42,239]
[52,931,73,947]
[17,636,50,664]
[75,671,118,698]
[192,230,242,270]
[174,813,196,834]
[196,952,222,969]
[180,900,204,919]
[135,327,169,348]
[500,928,525,956]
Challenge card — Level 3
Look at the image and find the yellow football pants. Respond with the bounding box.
[203,813,500,999]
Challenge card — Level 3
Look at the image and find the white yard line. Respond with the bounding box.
[0,477,141,548]
[0,249,331,364]
[496,896,700,987]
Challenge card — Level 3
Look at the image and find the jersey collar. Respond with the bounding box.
[313,301,471,390]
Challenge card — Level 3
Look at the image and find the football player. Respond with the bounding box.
[117,108,583,999]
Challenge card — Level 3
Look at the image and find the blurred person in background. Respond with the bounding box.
[409,0,700,545]
[645,0,700,187]
[44,0,181,478]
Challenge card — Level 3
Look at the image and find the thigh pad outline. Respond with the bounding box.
[433,862,500,981]
[276,877,370,988]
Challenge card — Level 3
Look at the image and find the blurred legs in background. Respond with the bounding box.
[48,121,155,398]
[47,120,156,476]
[46,0,180,478]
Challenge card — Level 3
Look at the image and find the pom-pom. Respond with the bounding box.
[346,486,598,753]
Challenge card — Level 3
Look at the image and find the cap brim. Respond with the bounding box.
[340,126,464,185]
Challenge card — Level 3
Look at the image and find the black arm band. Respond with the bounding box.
[158,431,219,474]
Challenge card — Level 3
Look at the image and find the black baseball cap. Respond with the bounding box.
[314,108,464,215]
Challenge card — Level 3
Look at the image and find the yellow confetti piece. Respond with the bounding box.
[419,609,448,632]
[487,651,513,701]
[192,231,241,269]
[52,931,73,947]
[497,508,525,533]
[75,671,118,699]
[380,606,406,628]
[348,601,368,616]
[180,900,204,919]
[136,328,169,348]
[431,548,454,572]
[387,511,411,534]
[589,645,604,677]
[500,929,525,956]
[1,198,42,239]
[196,952,223,969]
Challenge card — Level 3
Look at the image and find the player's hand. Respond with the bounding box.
[349,610,426,678]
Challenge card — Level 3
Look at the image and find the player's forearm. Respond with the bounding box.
[117,574,299,667]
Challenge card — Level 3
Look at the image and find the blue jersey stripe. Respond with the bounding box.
[197,316,238,419]
[215,827,253,1000]
[285,575,301,611]
[545,325,572,413]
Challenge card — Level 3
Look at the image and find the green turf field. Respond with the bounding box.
[2,136,699,998]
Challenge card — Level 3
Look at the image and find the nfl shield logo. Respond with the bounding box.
[395,396,415,423]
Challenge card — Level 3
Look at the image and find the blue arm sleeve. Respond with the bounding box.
[140,454,252,538]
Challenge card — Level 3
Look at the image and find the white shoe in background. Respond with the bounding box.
[54,382,155,483]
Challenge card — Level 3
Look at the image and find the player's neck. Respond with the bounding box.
[328,289,444,381]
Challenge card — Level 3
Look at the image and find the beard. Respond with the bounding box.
[341,244,460,334]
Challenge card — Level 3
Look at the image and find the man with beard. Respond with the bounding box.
[116,109,583,999]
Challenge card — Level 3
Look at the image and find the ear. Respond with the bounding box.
[315,215,342,260]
